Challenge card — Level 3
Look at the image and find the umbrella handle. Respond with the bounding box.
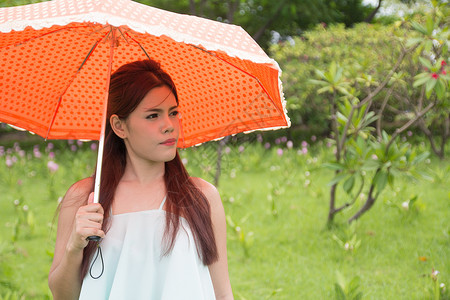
[87,236,101,242]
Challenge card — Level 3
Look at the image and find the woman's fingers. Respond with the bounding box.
[67,197,106,250]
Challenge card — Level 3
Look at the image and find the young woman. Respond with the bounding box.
[48,59,233,299]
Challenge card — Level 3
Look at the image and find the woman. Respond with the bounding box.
[48,59,233,299]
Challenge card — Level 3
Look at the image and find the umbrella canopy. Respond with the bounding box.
[0,0,289,148]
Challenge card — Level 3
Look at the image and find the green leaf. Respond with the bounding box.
[343,175,355,194]
[412,151,430,164]
[418,57,433,70]
[413,74,431,87]
[322,162,345,171]
[334,284,346,300]
[308,79,329,86]
[411,21,428,35]
[328,173,349,186]
[406,37,424,47]
[425,78,437,95]
[435,79,446,99]
[411,21,427,35]
[373,171,388,194]
[317,86,332,94]
[425,16,435,35]
[388,172,395,188]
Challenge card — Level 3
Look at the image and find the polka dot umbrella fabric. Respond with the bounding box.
[0,0,290,148]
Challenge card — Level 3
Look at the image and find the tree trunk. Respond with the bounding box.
[226,0,240,23]
[189,0,196,15]
[327,182,338,226]
[364,0,383,23]
[214,136,230,187]
[419,120,444,159]
[252,0,286,42]
[348,183,376,223]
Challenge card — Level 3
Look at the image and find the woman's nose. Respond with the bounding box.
[162,115,175,133]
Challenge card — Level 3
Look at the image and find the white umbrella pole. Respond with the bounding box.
[87,28,116,241]
[93,27,116,205]
[93,127,106,204]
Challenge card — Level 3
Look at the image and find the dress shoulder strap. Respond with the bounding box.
[158,195,167,210]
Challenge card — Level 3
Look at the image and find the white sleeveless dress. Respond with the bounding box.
[79,197,216,299]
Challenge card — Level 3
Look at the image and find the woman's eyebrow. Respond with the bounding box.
[144,105,178,112]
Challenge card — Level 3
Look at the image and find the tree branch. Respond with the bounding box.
[364,0,383,23]
[386,101,435,152]
[377,86,394,138]
[252,0,287,42]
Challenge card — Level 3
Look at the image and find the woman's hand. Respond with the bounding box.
[66,192,105,253]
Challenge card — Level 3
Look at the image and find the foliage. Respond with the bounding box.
[334,271,363,300]
[270,22,405,134]
[142,0,373,49]
[0,137,449,298]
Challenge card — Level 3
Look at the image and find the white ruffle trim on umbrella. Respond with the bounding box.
[0,11,278,68]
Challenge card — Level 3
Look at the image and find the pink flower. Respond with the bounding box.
[48,152,55,159]
[70,145,77,152]
[301,141,308,148]
[238,146,245,153]
[47,161,59,173]
[372,154,378,160]
[311,135,317,142]
[256,134,263,143]
[302,147,308,154]
[5,156,14,168]
[277,148,283,156]
[264,143,271,149]
[90,143,98,151]
[407,131,412,137]
[431,73,439,79]
[286,141,293,149]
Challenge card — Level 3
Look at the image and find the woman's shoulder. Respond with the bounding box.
[190,177,221,206]
[62,177,94,207]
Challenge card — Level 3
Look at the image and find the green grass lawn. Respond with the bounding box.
[0,139,449,299]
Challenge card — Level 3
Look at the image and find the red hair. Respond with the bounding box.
[80,59,218,278]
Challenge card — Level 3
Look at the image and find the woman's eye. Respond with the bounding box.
[146,114,158,119]
[170,111,179,117]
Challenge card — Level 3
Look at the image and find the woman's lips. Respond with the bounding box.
[161,138,176,146]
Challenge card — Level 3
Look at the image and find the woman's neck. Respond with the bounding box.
[121,155,165,186]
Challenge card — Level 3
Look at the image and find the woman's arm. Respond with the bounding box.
[48,177,105,300]
[194,178,234,300]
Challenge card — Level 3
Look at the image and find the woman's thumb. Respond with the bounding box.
[88,192,95,204]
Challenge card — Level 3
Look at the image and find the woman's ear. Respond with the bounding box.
[110,114,126,139]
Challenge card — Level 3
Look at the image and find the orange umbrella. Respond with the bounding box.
[0,0,290,203]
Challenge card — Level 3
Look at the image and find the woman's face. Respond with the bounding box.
[118,85,180,165]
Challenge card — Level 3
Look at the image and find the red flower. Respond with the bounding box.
[442,60,447,66]
[432,73,439,79]
[443,70,447,75]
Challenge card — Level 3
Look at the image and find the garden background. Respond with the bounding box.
[1,0,449,299]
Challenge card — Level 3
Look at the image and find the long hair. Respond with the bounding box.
[80,59,218,278]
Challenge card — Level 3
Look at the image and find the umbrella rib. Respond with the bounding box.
[45,33,106,139]
[123,31,152,60]
[188,44,285,119]
[1,25,92,50]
